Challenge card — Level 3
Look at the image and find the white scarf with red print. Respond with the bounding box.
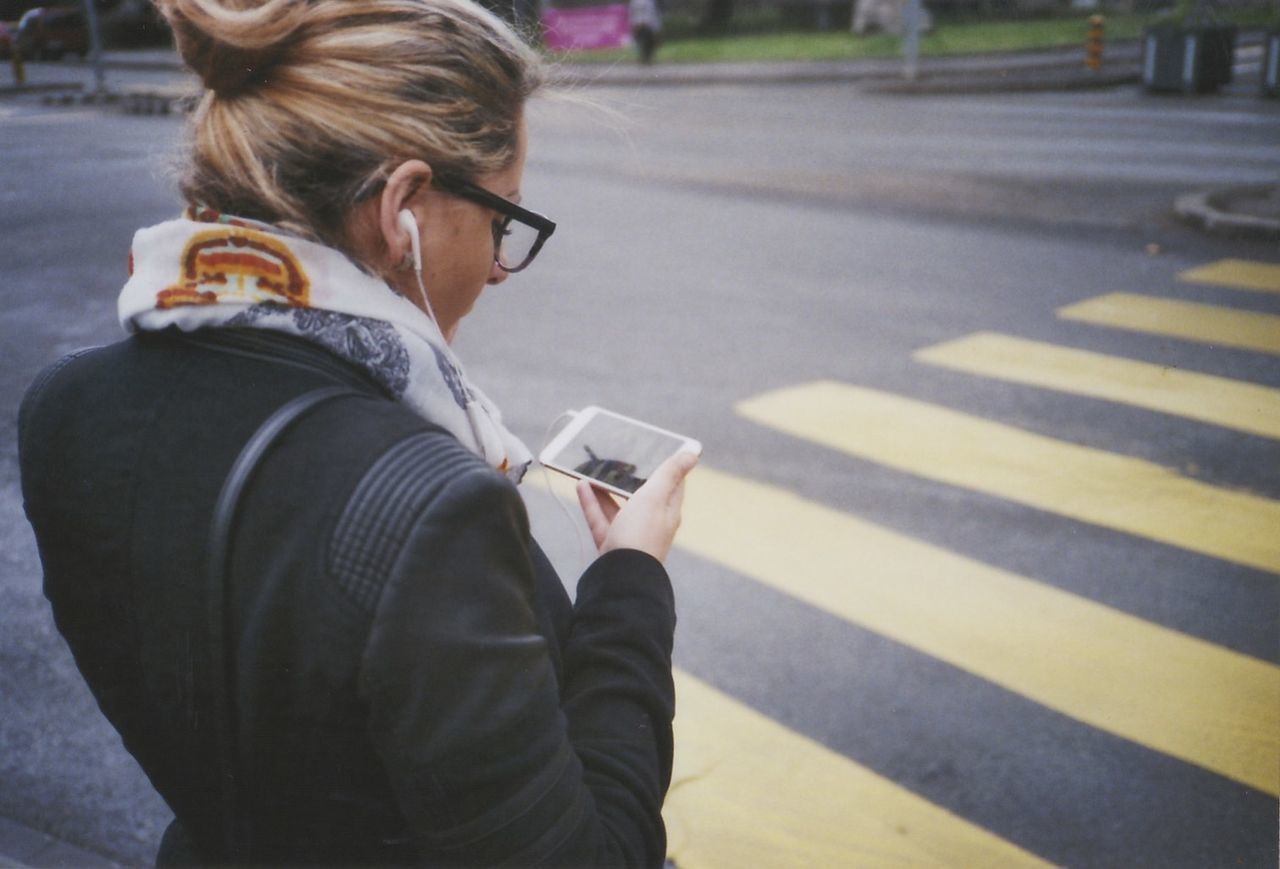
[117,209,532,482]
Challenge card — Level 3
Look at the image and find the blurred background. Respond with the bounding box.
[0,0,1277,64]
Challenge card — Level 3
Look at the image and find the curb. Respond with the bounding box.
[114,88,198,115]
[1175,186,1280,241]
[555,62,1140,91]
[37,89,119,107]
[551,43,1146,90]
[57,42,1151,92]
[32,86,198,114]
[0,81,82,98]
[861,65,1139,95]
[91,57,1143,100]
[89,65,1135,113]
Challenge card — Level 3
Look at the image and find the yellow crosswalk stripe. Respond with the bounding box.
[679,466,1280,796]
[521,477,1053,864]
[1057,293,1280,355]
[664,670,1051,868]
[1179,258,1280,293]
[739,381,1280,576]
[914,332,1280,440]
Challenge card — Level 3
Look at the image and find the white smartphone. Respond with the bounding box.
[539,406,702,499]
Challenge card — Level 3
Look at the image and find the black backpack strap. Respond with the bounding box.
[206,385,365,861]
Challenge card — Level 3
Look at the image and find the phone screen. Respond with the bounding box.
[542,410,695,495]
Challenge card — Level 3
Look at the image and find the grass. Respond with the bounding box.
[552,6,1276,64]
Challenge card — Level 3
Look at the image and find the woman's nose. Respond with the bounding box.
[487,259,509,286]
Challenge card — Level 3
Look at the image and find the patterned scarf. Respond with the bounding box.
[118,208,533,482]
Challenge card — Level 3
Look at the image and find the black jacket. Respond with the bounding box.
[18,329,676,866]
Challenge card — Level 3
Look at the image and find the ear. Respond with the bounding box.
[377,159,434,268]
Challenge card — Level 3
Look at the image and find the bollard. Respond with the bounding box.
[10,47,24,86]
[1085,14,1104,72]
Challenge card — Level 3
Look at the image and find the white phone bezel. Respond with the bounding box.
[539,405,701,499]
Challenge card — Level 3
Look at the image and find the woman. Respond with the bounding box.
[17,0,696,864]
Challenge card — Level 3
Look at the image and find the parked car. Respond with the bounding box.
[15,4,89,60]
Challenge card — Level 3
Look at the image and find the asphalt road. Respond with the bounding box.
[2,73,1278,866]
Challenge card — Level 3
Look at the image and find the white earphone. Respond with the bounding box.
[397,209,422,274]
[397,208,434,322]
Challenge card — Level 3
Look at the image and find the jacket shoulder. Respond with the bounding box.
[18,344,109,457]
[324,422,513,614]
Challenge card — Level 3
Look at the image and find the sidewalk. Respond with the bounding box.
[9,40,1148,89]
[555,39,1148,89]
[1,35,1266,96]
[47,33,1266,89]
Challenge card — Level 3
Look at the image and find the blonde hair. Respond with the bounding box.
[159,0,544,249]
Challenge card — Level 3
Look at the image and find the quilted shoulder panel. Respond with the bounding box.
[328,430,486,613]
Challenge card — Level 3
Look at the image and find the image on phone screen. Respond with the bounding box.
[540,407,700,497]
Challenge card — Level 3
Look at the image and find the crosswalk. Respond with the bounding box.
[527,256,1280,866]
[664,672,1050,868]
[915,331,1280,439]
[1177,258,1280,294]
[1058,293,1280,356]
[678,465,1279,797]
[738,381,1280,576]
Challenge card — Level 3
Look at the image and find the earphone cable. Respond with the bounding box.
[538,410,595,570]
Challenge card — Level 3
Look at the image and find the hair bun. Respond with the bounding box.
[158,0,306,97]
[176,31,283,97]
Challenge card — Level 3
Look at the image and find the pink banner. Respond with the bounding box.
[542,4,630,51]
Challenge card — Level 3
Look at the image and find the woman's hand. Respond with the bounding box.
[576,448,699,563]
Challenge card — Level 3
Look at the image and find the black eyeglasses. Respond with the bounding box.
[433,175,556,273]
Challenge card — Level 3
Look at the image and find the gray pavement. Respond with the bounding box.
[1,35,1278,868]
[0,818,120,869]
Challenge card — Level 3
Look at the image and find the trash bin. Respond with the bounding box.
[1142,22,1237,93]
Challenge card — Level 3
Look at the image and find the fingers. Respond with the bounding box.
[640,448,700,504]
[575,449,700,560]
[598,449,699,561]
[593,484,621,522]
[576,480,618,550]
[576,480,606,548]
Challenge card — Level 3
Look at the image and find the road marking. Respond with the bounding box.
[665,670,1051,868]
[737,381,1280,575]
[1057,293,1280,356]
[914,332,1280,440]
[1179,258,1280,294]
[520,477,1055,864]
[678,465,1280,796]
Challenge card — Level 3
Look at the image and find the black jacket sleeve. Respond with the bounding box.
[356,463,675,867]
